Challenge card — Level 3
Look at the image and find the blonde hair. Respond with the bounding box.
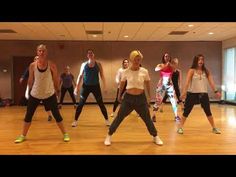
[37,44,47,50]
[171,58,179,64]
[129,50,143,61]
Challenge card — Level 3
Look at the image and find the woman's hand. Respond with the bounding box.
[180,92,187,100]
[215,91,221,99]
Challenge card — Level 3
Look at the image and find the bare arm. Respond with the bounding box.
[155,62,171,72]
[97,62,106,90]
[207,72,217,92]
[72,74,76,86]
[28,62,35,90]
[115,69,121,85]
[74,63,85,95]
[155,64,164,71]
[118,81,126,102]
[181,69,194,99]
[207,71,221,98]
[49,61,60,95]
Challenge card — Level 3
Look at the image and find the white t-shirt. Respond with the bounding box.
[121,67,150,90]
[115,67,126,88]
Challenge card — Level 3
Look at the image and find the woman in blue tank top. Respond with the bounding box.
[72,49,110,127]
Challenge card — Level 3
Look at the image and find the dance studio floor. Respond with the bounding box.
[0,104,235,155]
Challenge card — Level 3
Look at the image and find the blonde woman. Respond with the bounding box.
[104,50,163,146]
[15,44,70,143]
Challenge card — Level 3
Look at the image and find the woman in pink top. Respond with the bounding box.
[152,53,180,122]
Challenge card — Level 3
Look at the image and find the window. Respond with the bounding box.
[223,47,236,101]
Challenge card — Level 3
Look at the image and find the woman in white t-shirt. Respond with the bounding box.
[110,59,129,117]
[104,50,163,146]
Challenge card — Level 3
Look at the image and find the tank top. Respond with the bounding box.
[30,61,55,99]
[160,65,173,85]
[83,61,100,85]
[61,73,74,88]
[188,70,208,93]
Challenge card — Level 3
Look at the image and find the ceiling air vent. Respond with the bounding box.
[169,31,188,35]
[0,29,17,33]
[86,30,103,35]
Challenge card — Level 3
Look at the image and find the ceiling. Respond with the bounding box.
[0,22,236,41]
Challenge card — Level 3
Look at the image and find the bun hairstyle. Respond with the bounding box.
[129,50,143,61]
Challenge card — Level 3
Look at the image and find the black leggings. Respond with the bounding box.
[24,94,63,122]
[75,84,108,121]
[183,92,212,118]
[59,86,76,105]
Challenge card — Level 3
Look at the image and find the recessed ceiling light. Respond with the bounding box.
[188,24,194,27]
[92,35,97,37]
[208,32,214,35]
[124,35,129,38]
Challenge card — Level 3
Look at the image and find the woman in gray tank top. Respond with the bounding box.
[177,54,221,135]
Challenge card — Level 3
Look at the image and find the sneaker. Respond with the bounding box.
[63,133,70,142]
[212,128,221,134]
[14,135,25,143]
[153,136,163,145]
[110,113,114,117]
[177,128,184,134]
[104,134,111,146]
[105,119,111,126]
[71,121,78,127]
[48,115,52,121]
[152,115,156,122]
[175,116,181,122]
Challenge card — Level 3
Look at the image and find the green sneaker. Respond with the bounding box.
[212,128,221,134]
[15,135,25,143]
[177,128,184,134]
[63,133,70,142]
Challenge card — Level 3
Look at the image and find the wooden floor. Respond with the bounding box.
[0,103,236,155]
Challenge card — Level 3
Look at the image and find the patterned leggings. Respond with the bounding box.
[153,80,178,117]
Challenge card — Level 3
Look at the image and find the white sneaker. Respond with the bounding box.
[104,134,111,146]
[153,136,163,146]
[105,119,111,126]
[110,113,114,117]
[71,121,78,127]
